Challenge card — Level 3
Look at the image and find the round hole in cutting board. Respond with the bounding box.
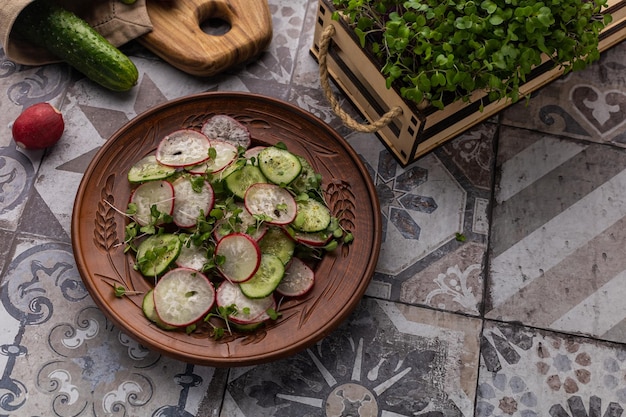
[200,18,231,36]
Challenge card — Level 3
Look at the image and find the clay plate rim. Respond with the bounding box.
[71,92,381,366]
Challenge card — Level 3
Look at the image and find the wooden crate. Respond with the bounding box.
[311,0,626,166]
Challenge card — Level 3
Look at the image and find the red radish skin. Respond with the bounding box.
[12,103,65,150]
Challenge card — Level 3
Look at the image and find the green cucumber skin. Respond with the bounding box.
[14,0,138,92]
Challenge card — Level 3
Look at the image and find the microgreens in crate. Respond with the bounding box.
[331,0,612,110]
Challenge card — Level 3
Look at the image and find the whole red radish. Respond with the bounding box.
[12,103,65,150]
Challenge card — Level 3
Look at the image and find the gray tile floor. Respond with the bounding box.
[2,0,626,416]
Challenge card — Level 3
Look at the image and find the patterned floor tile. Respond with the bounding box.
[0,228,14,274]
[4,0,626,416]
[288,82,361,136]
[291,0,325,89]
[501,42,626,148]
[18,188,69,241]
[486,125,626,344]
[347,122,495,316]
[0,145,40,232]
[0,235,216,416]
[478,320,626,416]
[244,0,309,85]
[221,298,481,417]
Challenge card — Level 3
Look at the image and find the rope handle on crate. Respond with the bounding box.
[318,24,403,133]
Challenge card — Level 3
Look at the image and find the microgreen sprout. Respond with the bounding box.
[97,275,143,298]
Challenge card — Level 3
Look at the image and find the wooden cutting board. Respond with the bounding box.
[138,0,272,77]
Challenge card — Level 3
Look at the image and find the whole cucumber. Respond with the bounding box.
[13,0,139,92]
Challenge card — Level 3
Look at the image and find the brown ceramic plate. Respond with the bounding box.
[71,92,381,366]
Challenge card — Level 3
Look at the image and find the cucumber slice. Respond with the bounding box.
[276,257,315,297]
[135,233,182,277]
[290,156,321,195]
[156,129,211,167]
[216,280,275,324]
[171,177,215,228]
[257,146,302,185]
[292,230,332,247]
[294,199,332,233]
[224,165,267,199]
[127,155,176,184]
[244,183,297,225]
[259,226,296,265]
[153,268,215,327]
[239,253,285,299]
[129,180,175,226]
[142,289,178,330]
[215,233,261,282]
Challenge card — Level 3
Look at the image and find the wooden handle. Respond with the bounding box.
[139,0,273,77]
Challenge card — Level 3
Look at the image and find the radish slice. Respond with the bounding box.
[244,183,297,225]
[176,243,209,271]
[215,233,261,283]
[201,115,251,149]
[156,129,211,167]
[216,280,275,324]
[276,257,315,297]
[171,177,215,228]
[187,140,238,174]
[153,268,215,327]
[129,180,175,226]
